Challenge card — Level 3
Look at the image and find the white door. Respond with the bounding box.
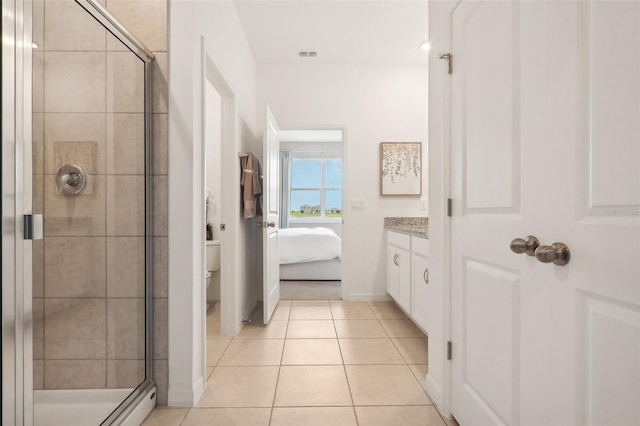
[450,1,640,425]
[263,107,280,324]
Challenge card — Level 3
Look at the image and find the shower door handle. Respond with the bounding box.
[23,214,43,240]
[33,214,43,240]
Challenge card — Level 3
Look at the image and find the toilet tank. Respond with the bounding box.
[206,240,221,272]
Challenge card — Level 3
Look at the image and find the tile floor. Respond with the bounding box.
[142,300,448,426]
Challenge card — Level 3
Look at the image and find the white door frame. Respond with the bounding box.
[168,35,241,407]
[427,0,460,419]
[201,44,241,337]
[279,124,349,299]
[442,4,455,420]
[2,0,33,422]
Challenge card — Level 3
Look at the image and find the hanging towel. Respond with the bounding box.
[240,152,263,219]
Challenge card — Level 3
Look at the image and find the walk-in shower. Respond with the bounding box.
[2,0,156,424]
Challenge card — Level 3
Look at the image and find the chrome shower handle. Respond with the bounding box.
[55,164,88,195]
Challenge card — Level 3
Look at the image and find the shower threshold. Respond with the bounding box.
[34,388,134,426]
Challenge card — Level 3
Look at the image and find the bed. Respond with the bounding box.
[278,227,342,281]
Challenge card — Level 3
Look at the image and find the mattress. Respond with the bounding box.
[278,227,342,264]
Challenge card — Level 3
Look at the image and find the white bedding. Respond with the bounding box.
[278,227,342,264]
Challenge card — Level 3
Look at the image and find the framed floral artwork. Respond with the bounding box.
[380,142,422,196]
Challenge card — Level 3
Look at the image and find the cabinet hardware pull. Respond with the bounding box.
[423,269,429,284]
[393,254,399,266]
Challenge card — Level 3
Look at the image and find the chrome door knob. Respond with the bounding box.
[535,242,570,266]
[510,236,539,256]
[267,222,276,228]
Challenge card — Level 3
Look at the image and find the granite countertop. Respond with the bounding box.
[384,217,429,238]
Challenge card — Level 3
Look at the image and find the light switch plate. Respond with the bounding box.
[350,199,365,210]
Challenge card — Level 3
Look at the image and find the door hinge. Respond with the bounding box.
[447,341,452,360]
[439,53,453,75]
[447,198,452,217]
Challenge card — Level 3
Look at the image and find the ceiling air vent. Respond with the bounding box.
[297,50,318,58]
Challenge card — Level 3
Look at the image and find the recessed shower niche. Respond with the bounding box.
[30,0,156,423]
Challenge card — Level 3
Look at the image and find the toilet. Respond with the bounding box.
[205,240,221,310]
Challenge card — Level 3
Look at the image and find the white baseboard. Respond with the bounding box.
[425,374,443,412]
[193,376,206,405]
[167,376,206,407]
[343,292,392,302]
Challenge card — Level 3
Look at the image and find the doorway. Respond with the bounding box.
[278,128,346,301]
[200,48,241,344]
[204,76,223,316]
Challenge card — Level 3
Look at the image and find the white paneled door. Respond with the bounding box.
[263,107,281,324]
[450,1,640,425]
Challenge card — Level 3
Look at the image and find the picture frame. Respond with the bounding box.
[380,142,422,196]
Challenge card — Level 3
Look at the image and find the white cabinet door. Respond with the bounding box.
[450,1,640,424]
[387,241,411,312]
[386,244,400,300]
[411,254,429,333]
[396,247,411,313]
[387,243,410,310]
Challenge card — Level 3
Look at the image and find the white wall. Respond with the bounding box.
[258,64,428,299]
[168,0,259,406]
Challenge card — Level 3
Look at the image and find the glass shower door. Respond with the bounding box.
[30,0,155,424]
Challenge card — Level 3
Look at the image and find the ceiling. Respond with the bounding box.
[233,1,429,66]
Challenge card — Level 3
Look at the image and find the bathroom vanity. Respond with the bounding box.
[384,217,444,409]
[385,223,430,334]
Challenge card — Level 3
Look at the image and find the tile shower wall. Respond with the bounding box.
[32,0,169,404]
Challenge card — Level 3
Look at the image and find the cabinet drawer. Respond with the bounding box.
[387,231,411,250]
[412,236,429,257]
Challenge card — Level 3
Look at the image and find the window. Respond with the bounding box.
[290,158,342,219]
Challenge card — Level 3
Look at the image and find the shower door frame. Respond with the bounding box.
[2,0,157,423]
[2,0,34,423]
